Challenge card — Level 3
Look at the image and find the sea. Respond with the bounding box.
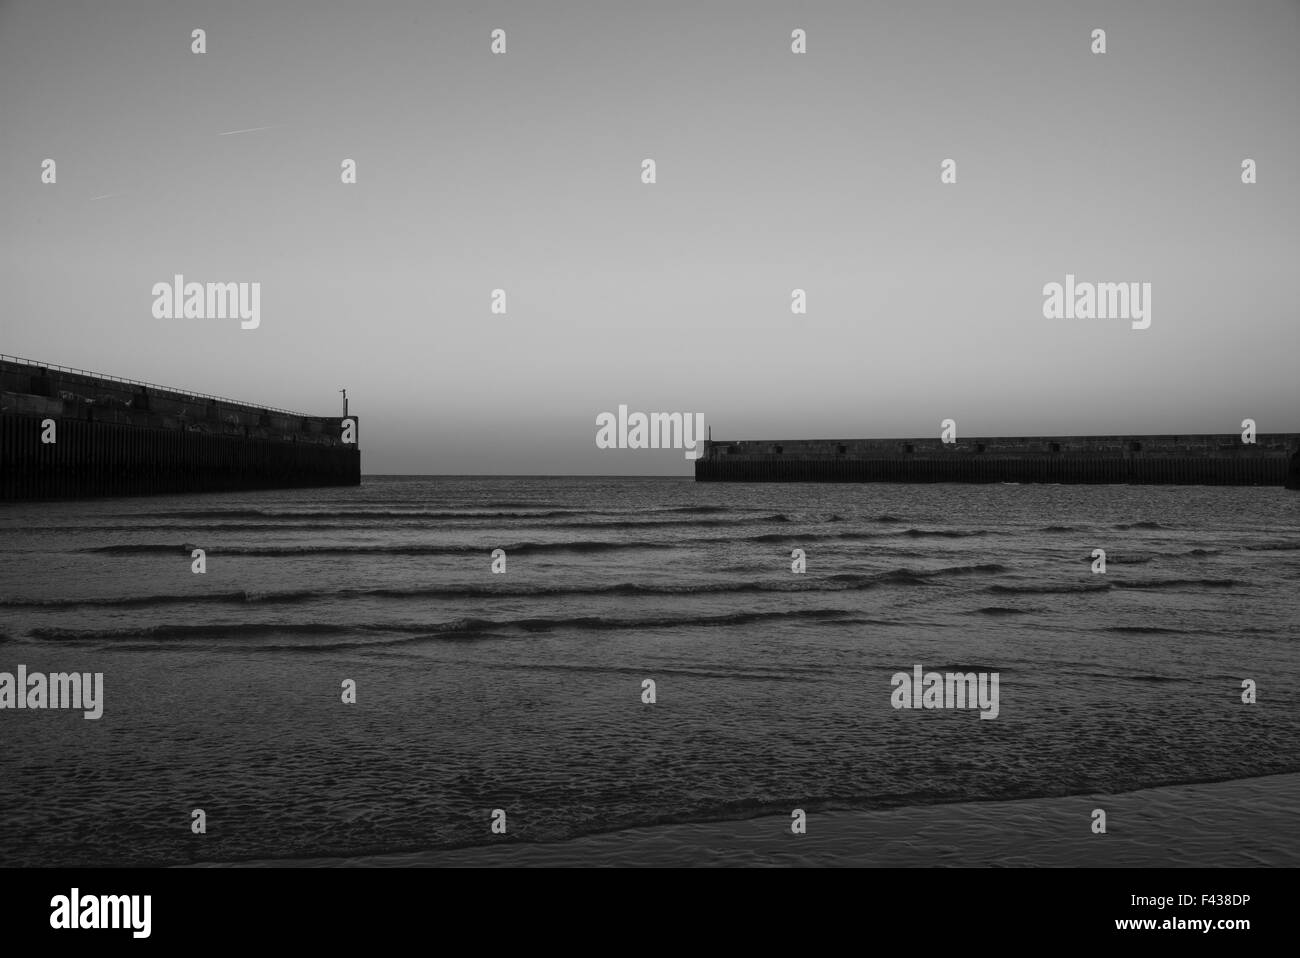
[1,477,1298,866]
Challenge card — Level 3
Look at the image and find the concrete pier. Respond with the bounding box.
[695,435,1299,487]
[1,356,359,499]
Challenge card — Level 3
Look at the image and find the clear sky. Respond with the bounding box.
[2,0,1296,474]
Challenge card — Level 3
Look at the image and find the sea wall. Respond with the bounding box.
[695,435,1300,486]
[0,358,359,499]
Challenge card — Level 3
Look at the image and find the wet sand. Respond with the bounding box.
[200,772,1300,868]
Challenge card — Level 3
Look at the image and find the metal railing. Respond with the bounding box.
[1,353,313,418]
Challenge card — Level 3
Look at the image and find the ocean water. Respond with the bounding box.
[0,476,1297,867]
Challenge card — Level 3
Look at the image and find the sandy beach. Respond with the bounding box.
[199,772,1300,868]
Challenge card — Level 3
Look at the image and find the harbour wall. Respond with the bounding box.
[695,435,1300,487]
[0,356,359,499]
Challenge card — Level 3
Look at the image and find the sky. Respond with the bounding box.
[1,0,1296,474]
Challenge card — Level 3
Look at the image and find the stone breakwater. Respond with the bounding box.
[694,435,1300,487]
[1,356,359,499]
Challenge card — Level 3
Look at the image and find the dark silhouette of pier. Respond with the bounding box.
[696,435,1300,488]
[1,356,359,499]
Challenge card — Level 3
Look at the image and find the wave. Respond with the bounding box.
[655,505,733,515]
[81,543,196,555]
[750,531,880,543]
[1113,578,1240,590]
[244,513,790,532]
[31,621,383,641]
[1114,521,1164,530]
[155,507,601,519]
[923,562,1007,576]
[1124,674,1187,683]
[476,501,571,509]
[918,663,1008,675]
[141,504,741,522]
[748,527,986,544]
[542,514,790,530]
[826,562,1005,586]
[989,576,1240,596]
[80,540,688,557]
[25,514,795,535]
[77,526,938,556]
[2,589,321,609]
[76,520,1001,559]
[29,607,863,645]
[987,582,1112,595]
[7,563,1012,611]
[827,571,924,587]
[1104,626,1189,635]
[1094,547,1221,563]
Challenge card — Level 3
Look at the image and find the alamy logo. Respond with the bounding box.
[1042,273,1150,329]
[595,405,706,460]
[50,889,150,938]
[0,665,103,719]
[152,274,261,329]
[891,664,999,719]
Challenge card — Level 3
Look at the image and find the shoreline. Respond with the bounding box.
[191,772,1300,868]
